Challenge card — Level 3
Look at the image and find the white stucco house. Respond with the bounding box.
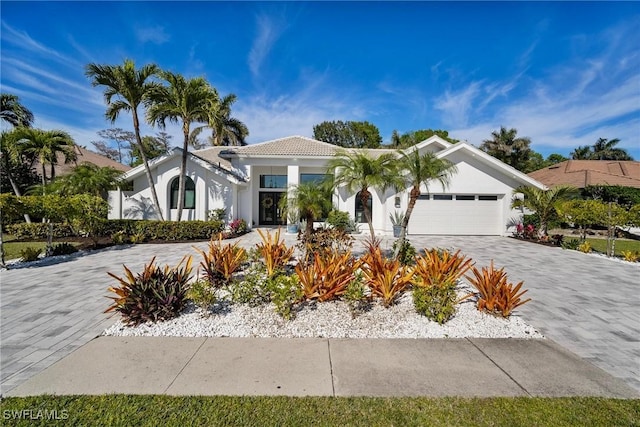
[108,135,545,236]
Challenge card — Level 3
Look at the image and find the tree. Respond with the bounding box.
[394,150,457,258]
[570,145,592,160]
[0,130,40,197]
[207,94,248,146]
[0,93,34,128]
[93,128,135,164]
[556,200,603,240]
[313,120,382,148]
[327,151,403,239]
[13,128,76,187]
[480,127,532,171]
[511,185,577,237]
[391,129,459,148]
[129,135,171,167]
[47,163,122,198]
[589,138,632,160]
[90,140,119,162]
[146,71,218,221]
[279,182,333,237]
[524,152,568,173]
[86,60,164,220]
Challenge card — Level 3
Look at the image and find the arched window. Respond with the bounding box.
[354,191,372,223]
[170,176,196,209]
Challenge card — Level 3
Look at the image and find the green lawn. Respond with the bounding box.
[585,238,640,257]
[1,396,638,426]
[2,240,48,261]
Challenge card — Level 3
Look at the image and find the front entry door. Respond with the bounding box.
[259,192,285,225]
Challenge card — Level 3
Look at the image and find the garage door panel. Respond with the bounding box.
[408,195,501,235]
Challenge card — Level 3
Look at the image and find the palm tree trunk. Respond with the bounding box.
[132,109,164,221]
[361,190,375,240]
[176,123,189,222]
[305,212,314,236]
[50,163,55,182]
[4,161,31,223]
[394,186,419,258]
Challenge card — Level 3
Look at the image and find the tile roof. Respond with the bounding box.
[528,160,640,189]
[35,146,131,176]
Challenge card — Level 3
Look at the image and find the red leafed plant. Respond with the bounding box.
[195,234,247,287]
[256,228,294,277]
[361,242,413,307]
[465,261,531,317]
[295,250,362,302]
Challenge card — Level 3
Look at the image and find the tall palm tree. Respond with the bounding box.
[394,150,457,258]
[511,185,577,237]
[13,128,76,188]
[1,130,35,222]
[208,94,248,146]
[146,71,218,221]
[570,145,592,160]
[85,60,164,220]
[0,93,34,128]
[480,126,532,171]
[589,138,632,160]
[327,150,404,239]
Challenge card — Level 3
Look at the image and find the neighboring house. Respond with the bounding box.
[108,135,545,236]
[34,145,131,176]
[528,160,640,189]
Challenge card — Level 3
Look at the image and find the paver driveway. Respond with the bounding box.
[1,232,638,394]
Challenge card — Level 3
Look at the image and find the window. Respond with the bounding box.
[355,191,373,223]
[433,195,453,200]
[259,175,287,188]
[170,176,196,209]
[418,194,430,200]
[456,195,475,201]
[479,195,498,201]
[300,173,330,185]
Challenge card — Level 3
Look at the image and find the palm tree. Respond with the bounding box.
[570,145,592,160]
[1,93,34,128]
[13,128,76,188]
[207,94,248,146]
[512,185,577,237]
[85,60,164,220]
[480,126,532,171]
[280,182,333,237]
[394,150,457,258]
[146,71,218,221]
[589,138,632,160]
[327,150,404,239]
[48,163,122,198]
[1,130,36,223]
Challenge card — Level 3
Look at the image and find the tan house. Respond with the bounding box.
[528,160,640,189]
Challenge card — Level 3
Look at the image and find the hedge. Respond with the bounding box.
[7,220,226,241]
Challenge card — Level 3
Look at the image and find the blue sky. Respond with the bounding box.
[1,1,639,160]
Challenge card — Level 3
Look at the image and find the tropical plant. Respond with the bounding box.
[296,227,354,264]
[46,163,122,198]
[206,94,248,146]
[227,262,271,306]
[327,150,403,239]
[295,250,362,302]
[360,243,413,307]
[195,235,247,287]
[589,138,632,161]
[86,60,164,220]
[228,218,248,235]
[394,150,456,258]
[556,200,603,240]
[392,238,416,266]
[511,185,578,237]
[389,210,405,227]
[146,71,218,221]
[186,279,217,310]
[413,249,474,289]
[12,128,76,187]
[413,284,458,325]
[20,246,42,262]
[279,182,333,236]
[256,228,294,277]
[105,256,194,326]
[266,274,303,320]
[466,261,531,317]
[50,242,78,256]
[577,240,592,253]
[0,93,34,128]
[479,126,533,171]
[344,273,370,318]
[0,130,37,223]
[621,251,639,262]
[570,145,592,160]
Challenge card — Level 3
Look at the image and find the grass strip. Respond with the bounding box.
[585,238,640,257]
[1,395,638,426]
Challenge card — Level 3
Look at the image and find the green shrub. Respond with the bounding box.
[327,210,359,233]
[207,208,227,222]
[7,223,75,239]
[227,263,271,306]
[20,246,42,262]
[392,239,416,265]
[130,232,146,244]
[267,274,302,320]
[50,242,78,256]
[105,256,194,326]
[111,230,130,245]
[412,283,457,324]
[296,227,353,263]
[187,279,217,309]
[344,272,369,318]
[561,238,581,250]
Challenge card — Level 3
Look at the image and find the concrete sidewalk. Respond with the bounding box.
[6,336,638,398]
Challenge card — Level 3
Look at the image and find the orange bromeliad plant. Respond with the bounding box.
[295,250,363,302]
[361,243,413,307]
[256,228,294,277]
[465,261,531,317]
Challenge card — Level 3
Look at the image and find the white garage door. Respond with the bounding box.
[408,194,502,235]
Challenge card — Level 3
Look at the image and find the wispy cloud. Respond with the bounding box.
[248,13,286,78]
[135,25,170,45]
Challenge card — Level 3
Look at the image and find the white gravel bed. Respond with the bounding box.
[103,284,544,339]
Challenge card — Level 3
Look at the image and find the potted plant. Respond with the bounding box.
[390,210,405,238]
[286,208,300,234]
